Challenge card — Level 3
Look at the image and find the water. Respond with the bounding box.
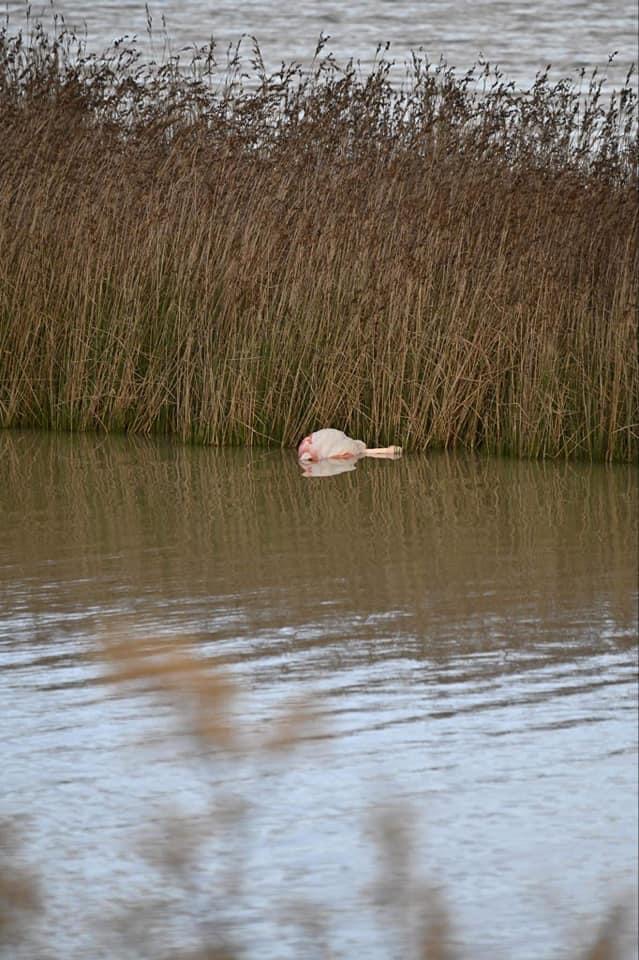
[4,0,637,88]
[1,430,637,958]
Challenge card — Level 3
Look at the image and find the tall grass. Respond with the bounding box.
[0,21,637,460]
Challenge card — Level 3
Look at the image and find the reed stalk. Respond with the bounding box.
[0,23,636,460]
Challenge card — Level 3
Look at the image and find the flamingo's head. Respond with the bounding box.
[298,434,316,461]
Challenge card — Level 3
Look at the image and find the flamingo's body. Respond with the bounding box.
[298,428,401,462]
[298,429,366,462]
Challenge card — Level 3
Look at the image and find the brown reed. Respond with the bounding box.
[0,21,637,460]
[1,629,633,958]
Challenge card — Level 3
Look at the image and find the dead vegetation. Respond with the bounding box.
[1,630,634,959]
[0,20,636,460]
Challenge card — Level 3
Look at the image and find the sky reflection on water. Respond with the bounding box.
[4,0,637,87]
[1,432,637,958]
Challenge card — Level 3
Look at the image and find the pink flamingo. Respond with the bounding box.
[298,428,402,462]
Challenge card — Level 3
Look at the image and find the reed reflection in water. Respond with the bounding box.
[0,431,637,959]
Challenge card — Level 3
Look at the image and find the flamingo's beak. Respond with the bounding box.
[298,435,314,461]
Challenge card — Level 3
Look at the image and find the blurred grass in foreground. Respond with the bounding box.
[1,630,634,959]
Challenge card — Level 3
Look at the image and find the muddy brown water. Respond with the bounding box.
[1,431,637,959]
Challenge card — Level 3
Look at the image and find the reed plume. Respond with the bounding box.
[0,21,636,460]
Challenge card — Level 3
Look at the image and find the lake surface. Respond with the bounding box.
[1,431,637,959]
[4,0,637,88]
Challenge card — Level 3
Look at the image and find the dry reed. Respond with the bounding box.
[1,629,633,958]
[0,20,637,460]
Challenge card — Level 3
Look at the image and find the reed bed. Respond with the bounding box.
[0,21,637,460]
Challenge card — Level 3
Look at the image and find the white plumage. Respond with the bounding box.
[298,428,401,462]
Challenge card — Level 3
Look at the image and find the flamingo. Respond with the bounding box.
[297,428,402,462]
